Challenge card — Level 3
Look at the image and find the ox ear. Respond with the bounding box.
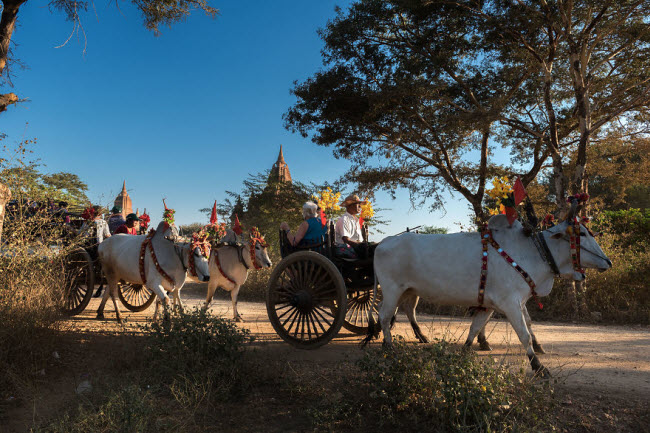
[565,199,579,220]
[550,232,563,239]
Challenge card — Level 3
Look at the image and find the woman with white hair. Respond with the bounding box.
[280,201,326,247]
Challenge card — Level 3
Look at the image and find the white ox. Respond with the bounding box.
[203,229,272,321]
[97,221,210,322]
[369,212,611,376]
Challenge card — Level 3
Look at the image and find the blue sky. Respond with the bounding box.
[1,0,476,239]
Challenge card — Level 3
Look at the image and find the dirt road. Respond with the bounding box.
[73,284,650,400]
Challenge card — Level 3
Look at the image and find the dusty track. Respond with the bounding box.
[73,284,650,399]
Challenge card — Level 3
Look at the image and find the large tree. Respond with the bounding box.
[0,0,218,112]
[285,0,650,221]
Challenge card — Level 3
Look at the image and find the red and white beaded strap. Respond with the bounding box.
[478,227,543,310]
[214,249,237,286]
[139,229,175,287]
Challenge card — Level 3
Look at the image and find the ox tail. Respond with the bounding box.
[361,269,381,347]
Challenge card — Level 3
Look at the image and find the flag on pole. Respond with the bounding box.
[320,208,326,227]
[210,201,218,225]
[513,177,527,206]
[505,206,518,226]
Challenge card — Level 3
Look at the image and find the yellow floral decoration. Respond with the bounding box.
[360,200,374,220]
[313,187,341,215]
[486,176,513,215]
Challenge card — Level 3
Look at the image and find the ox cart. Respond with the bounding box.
[266,222,381,349]
[61,215,156,316]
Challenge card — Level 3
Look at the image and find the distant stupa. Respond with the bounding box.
[269,145,292,183]
[113,181,133,218]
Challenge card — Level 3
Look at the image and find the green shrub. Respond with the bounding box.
[592,208,650,247]
[310,338,553,432]
[141,308,253,399]
[39,385,157,433]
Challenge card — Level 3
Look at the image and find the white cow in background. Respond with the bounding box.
[367,206,611,376]
[203,229,272,321]
[98,221,210,322]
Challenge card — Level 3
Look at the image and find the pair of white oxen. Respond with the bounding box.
[96,221,272,322]
[369,203,612,377]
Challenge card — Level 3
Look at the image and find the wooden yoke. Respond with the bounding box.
[0,182,10,244]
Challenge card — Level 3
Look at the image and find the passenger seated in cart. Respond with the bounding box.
[335,194,376,259]
[107,206,125,234]
[114,213,139,235]
[280,201,327,247]
[79,206,111,245]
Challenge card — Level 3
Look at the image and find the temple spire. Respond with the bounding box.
[277,145,285,164]
[121,180,127,193]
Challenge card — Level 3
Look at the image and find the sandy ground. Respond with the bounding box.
[72,284,650,399]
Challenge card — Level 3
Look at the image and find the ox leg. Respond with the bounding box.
[96,282,111,320]
[153,297,161,321]
[401,293,428,344]
[524,306,545,354]
[203,283,218,311]
[231,285,243,322]
[97,276,120,321]
[175,290,184,313]
[503,303,550,378]
[377,287,403,348]
[150,283,171,321]
[465,309,494,350]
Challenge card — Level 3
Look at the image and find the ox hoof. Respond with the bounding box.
[234,316,245,323]
[381,342,395,352]
[533,343,546,354]
[535,366,551,379]
[479,341,492,351]
[417,334,430,344]
[96,312,105,320]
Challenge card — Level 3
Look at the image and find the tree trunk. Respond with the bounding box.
[0,182,10,244]
[0,0,26,76]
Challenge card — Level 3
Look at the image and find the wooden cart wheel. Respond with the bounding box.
[335,287,382,335]
[118,282,156,312]
[266,251,347,349]
[62,248,95,316]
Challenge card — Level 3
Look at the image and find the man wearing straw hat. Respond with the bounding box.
[335,194,374,259]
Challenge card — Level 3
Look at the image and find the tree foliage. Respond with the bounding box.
[285,0,650,221]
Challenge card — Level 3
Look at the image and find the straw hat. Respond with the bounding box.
[340,194,367,207]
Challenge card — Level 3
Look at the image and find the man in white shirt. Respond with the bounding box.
[335,194,375,258]
[335,194,365,246]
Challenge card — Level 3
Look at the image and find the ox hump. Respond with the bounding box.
[487,215,523,232]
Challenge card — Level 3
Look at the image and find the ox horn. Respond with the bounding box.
[566,198,579,221]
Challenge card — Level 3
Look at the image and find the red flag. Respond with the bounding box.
[319,208,326,227]
[505,206,518,226]
[210,201,218,225]
[513,177,527,206]
[233,214,243,235]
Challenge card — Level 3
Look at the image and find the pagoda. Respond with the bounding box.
[269,145,292,183]
[113,181,133,218]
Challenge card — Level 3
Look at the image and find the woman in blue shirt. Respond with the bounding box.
[280,201,327,246]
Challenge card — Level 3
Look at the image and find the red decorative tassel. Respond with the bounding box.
[210,201,218,225]
[233,214,243,235]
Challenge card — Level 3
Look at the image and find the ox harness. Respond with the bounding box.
[477,225,543,311]
[476,217,592,311]
[212,237,266,287]
[139,229,175,287]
